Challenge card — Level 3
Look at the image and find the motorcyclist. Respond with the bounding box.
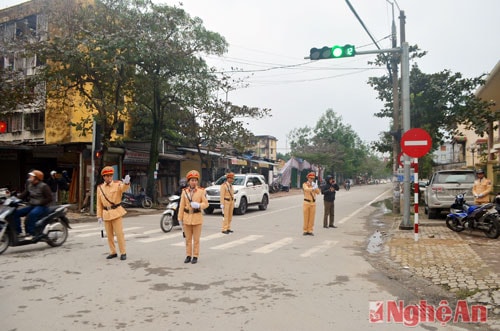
[14,170,53,237]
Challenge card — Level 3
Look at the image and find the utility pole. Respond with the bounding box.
[390,3,401,215]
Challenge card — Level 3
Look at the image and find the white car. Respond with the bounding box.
[205,173,269,215]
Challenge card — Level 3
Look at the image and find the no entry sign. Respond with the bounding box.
[400,128,432,158]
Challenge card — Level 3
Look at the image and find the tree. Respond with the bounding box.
[368,46,492,160]
[36,0,136,174]
[288,109,387,180]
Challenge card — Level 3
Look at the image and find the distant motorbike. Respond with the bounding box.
[160,194,181,233]
[0,197,71,255]
[446,192,500,239]
[122,192,153,209]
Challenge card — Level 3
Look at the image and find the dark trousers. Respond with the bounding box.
[14,205,49,235]
[323,200,335,227]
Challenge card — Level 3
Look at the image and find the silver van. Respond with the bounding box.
[424,169,476,219]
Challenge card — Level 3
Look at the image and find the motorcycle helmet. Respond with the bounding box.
[325,175,333,181]
[28,170,44,181]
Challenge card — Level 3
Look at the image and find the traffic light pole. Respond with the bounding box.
[357,44,412,228]
[306,42,413,229]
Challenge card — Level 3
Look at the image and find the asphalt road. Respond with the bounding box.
[0,184,472,331]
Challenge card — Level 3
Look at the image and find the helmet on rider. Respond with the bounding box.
[325,175,333,181]
[28,170,44,181]
[476,169,485,175]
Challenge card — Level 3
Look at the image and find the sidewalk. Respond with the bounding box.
[384,216,500,324]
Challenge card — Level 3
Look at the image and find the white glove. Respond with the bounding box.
[123,174,130,184]
[220,204,224,209]
[474,194,479,199]
[98,218,103,225]
[190,201,200,209]
[478,194,483,198]
[312,182,318,190]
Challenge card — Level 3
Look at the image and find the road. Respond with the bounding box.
[1,184,471,331]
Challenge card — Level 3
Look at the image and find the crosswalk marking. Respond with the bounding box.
[300,240,338,257]
[210,235,263,250]
[252,237,294,253]
[69,227,339,257]
[75,226,143,238]
[137,232,181,243]
[171,232,225,246]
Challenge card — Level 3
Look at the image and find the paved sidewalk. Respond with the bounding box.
[384,217,500,325]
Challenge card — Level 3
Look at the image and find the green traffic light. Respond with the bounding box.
[309,44,356,60]
[332,46,343,58]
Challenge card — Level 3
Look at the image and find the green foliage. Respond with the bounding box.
[368,45,492,154]
[0,69,40,113]
[288,109,390,179]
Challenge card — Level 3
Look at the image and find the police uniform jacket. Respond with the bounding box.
[303,182,320,203]
[220,182,234,205]
[96,180,130,221]
[178,187,209,225]
[473,177,493,204]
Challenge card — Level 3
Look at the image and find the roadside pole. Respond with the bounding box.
[413,159,419,241]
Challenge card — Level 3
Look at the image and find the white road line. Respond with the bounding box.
[252,237,294,254]
[137,232,181,243]
[171,232,226,246]
[210,235,263,250]
[75,226,143,238]
[143,229,163,235]
[69,224,94,229]
[338,189,391,224]
[300,240,338,257]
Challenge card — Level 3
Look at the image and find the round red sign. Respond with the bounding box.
[400,128,432,158]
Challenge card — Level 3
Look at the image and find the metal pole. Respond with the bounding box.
[400,42,412,229]
[90,120,96,215]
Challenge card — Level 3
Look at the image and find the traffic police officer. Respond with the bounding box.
[220,172,235,234]
[473,169,492,204]
[178,170,209,264]
[302,172,320,235]
[96,166,130,261]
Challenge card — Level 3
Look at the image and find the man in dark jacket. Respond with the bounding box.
[14,170,53,237]
[321,175,340,228]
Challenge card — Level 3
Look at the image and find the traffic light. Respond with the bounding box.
[309,44,356,60]
[95,150,102,159]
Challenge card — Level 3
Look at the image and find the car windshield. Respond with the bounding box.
[213,176,246,186]
[434,173,475,184]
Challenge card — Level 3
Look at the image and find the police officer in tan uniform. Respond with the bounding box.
[220,172,235,234]
[96,166,130,261]
[178,170,209,264]
[472,169,492,204]
[302,172,320,236]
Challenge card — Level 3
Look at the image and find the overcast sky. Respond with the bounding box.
[3,0,500,154]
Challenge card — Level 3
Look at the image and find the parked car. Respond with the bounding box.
[205,173,269,215]
[424,169,475,219]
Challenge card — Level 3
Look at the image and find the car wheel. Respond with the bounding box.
[258,194,269,210]
[204,206,214,215]
[235,197,247,215]
[428,208,439,219]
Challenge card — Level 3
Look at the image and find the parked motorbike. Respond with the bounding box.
[122,192,153,209]
[446,192,500,239]
[160,194,181,233]
[0,196,72,255]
